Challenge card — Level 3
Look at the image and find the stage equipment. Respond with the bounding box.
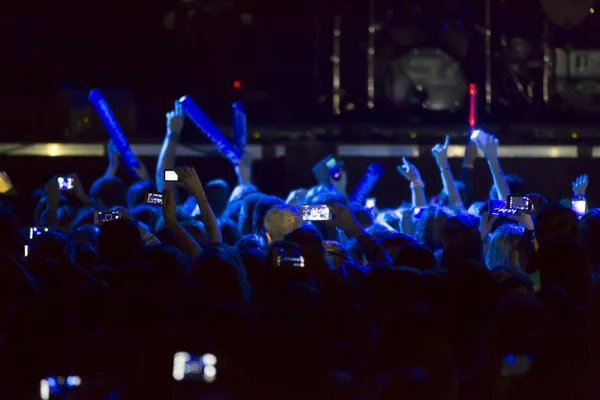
[384,48,467,112]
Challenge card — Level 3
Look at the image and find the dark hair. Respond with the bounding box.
[252,196,285,235]
[394,242,438,272]
[70,208,97,232]
[308,191,347,207]
[89,176,126,208]
[489,174,526,199]
[0,202,24,253]
[73,241,100,271]
[534,204,580,249]
[27,230,75,267]
[580,208,600,267]
[239,193,265,235]
[204,179,231,218]
[264,204,302,242]
[70,224,100,249]
[537,239,592,305]
[190,243,252,303]
[126,180,156,210]
[179,220,208,248]
[220,218,241,246]
[129,205,161,233]
[379,233,417,261]
[237,234,267,252]
[414,205,452,252]
[142,244,190,291]
[98,219,143,266]
[442,214,483,268]
[284,225,328,274]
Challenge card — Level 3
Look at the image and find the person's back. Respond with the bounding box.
[98,219,143,267]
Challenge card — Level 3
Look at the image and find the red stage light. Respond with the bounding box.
[233,81,241,88]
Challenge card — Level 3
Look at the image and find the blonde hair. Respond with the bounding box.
[485,224,524,269]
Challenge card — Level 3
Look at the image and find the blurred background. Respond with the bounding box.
[0,0,599,143]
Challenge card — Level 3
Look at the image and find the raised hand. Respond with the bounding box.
[397,157,422,182]
[572,174,588,197]
[175,166,204,196]
[431,135,450,169]
[327,201,359,232]
[161,189,177,224]
[0,171,15,194]
[68,173,89,203]
[464,139,479,167]
[167,100,185,136]
[472,130,499,161]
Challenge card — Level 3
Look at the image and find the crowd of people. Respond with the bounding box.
[0,106,599,399]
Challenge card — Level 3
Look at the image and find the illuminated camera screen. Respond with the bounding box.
[97,212,121,223]
[301,205,330,221]
[146,193,163,206]
[30,227,49,240]
[164,170,179,182]
[172,352,217,383]
[57,177,74,190]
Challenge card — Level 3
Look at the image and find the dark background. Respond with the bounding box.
[2,0,599,143]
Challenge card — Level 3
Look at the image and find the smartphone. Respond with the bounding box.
[24,245,29,258]
[93,211,122,225]
[172,352,217,383]
[501,354,533,378]
[507,196,532,211]
[300,204,332,221]
[40,376,82,399]
[414,207,426,220]
[29,227,49,240]
[365,198,376,210]
[572,199,586,217]
[325,157,341,181]
[312,155,341,185]
[57,176,74,191]
[272,245,305,268]
[489,199,519,217]
[164,170,179,182]
[145,192,164,206]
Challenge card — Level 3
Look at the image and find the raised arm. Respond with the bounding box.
[156,102,185,192]
[432,135,463,210]
[39,177,60,227]
[161,189,202,259]
[397,157,426,208]
[104,140,120,178]
[177,167,222,244]
[474,131,510,199]
[459,139,479,205]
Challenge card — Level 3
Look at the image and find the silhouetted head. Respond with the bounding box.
[205,179,231,218]
[90,176,126,208]
[98,219,143,266]
[126,180,156,210]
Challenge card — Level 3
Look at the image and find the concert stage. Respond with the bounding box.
[1,134,599,208]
